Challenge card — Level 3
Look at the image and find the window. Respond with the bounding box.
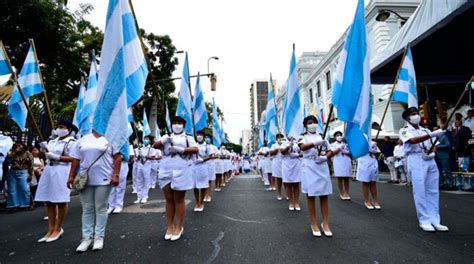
[316,80,321,96]
[309,88,313,104]
[326,71,331,90]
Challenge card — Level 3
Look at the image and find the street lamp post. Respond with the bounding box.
[375,9,408,23]
[207,56,219,75]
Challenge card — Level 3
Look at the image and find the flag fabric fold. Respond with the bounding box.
[176,53,194,135]
[142,109,151,141]
[79,50,99,135]
[331,0,372,158]
[193,73,207,132]
[73,81,86,132]
[258,118,265,148]
[165,101,172,133]
[265,75,278,146]
[282,46,304,139]
[0,41,12,75]
[8,84,28,131]
[212,97,221,147]
[392,47,418,108]
[18,42,44,99]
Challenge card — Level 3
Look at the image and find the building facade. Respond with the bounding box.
[249,79,271,152]
[240,129,252,155]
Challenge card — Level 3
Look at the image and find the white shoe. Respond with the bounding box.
[45,229,64,243]
[151,185,156,189]
[311,226,322,237]
[140,198,148,204]
[198,207,204,212]
[133,199,141,204]
[164,232,173,240]
[208,197,212,202]
[295,206,301,211]
[222,183,226,187]
[92,237,104,251]
[43,216,48,221]
[170,228,184,241]
[419,224,436,232]
[321,223,333,237]
[433,224,449,232]
[374,204,382,210]
[365,202,374,210]
[76,238,93,252]
[107,208,114,214]
[112,208,122,214]
[194,207,199,212]
[289,206,295,211]
[37,235,49,243]
[132,189,137,194]
[277,196,282,201]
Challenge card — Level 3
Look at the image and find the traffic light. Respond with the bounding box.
[419,102,430,126]
[436,100,448,123]
[210,74,217,91]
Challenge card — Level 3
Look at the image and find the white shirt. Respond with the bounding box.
[464,117,474,132]
[393,144,405,158]
[399,123,434,155]
[163,133,197,157]
[298,133,330,158]
[70,134,117,186]
[138,145,157,164]
[270,142,283,158]
[46,136,77,164]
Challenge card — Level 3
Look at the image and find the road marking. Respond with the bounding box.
[205,231,225,264]
[122,199,191,213]
[213,213,263,224]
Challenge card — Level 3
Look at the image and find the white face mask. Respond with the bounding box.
[172,124,184,134]
[56,128,69,138]
[409,114,421,125]
[197,135,204,142]
[336,136,343,142]
[307,124,318,133]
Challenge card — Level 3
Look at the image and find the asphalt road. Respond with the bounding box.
[1,174,473,263]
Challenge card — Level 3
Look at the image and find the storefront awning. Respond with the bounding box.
[371,0,474,85]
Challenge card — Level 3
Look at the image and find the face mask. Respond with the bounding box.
[56,128,69,137]
[409,114,421,125]
[307,124,318,133]
[221,147,226,150]
[277,138,282,144]
[336,136,343,142]
[197,135,204,142]
[143,139,149,145]
[204,138,211,144]
[172,124,184,134]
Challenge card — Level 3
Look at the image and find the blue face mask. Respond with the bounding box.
[143,139,149,145]
[204,138,211,144]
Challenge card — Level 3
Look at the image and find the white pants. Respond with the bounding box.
[108,162,129,209]
[386,157,398,181]
[136,163,152,200]
[407,154,440,225]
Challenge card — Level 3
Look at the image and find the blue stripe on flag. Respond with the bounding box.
[122,13,138,45]
[125,62,148,107]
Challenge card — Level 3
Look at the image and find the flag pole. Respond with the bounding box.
[270,73,281,135]
[375,45,409,141]
[427,75,474,154]
[318,104,334,155]
[1,41,44,141]
[29,39,54,129]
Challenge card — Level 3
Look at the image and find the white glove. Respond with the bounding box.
[193,158,204,164]
[315,156,328,164]
[46,152,60,161]
[290,152,300,158]
[312,139,325,147]
[169,146,185,154]
[422,152,435,160]
[159,135,171,144]
[429,129,445,138]
[39,141,48,152]
[342,149,350,155]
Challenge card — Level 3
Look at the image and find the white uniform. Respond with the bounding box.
[393,144,408,182]
[223,149,233,172]
[299,133,332,197]
[259,147,272,174]
[159,133,196,191]
[270,142,283,177]
[136,145,157,200]
[35,136,76,203]
[192,142,210,189]
[150,149,162,188]
[331,141,352,177]
[207,144,218,181]
[108,145,133,210]
[0,135,13,181]
[281,139,301,183]
[356,143,379,182]
[399,123,441,225]
[215,148,225,174]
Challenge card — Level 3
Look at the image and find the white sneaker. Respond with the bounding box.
[92,237,104,251]
[433,224,449,232]
[133,199,141,204]
[419,224,436,232]
[76,238,93,253]
[107,208,114,214]
[151,185,156,189]
[140,198,148,204]
[112,208,122,214]
[132,189,137,194]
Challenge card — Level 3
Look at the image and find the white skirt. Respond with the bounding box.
[301,158,332,197]
[272,157,282,177]
[224,160,233,172]
[35,164,71,203]
[207,160,216,181]
[192,163,209,189]
[282,156,301,183]
[333,155,352,177]
[159,157,193,191]
[263,158,272,174]
[215,159,225,174]
[356,155,379,182]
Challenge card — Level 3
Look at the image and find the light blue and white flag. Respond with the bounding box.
[265,75,278,146]
[127,108,134,136]
[8,84,28,131]
[79,50,99,135]
[73,81,86,131]
[154,119,161,138]
[18,41,44,99]
[165,101,171,133]
[392,47,418,108]
[176,53,194,135]
[142,109,151,141]
[282,46,304,138]
[331,0,371,158]
[258,118,265,148]
[220,117,226,144]
[193,73,207,132]
[212,97,221,147]
[0,41,12,75]
[313,93,324,134]
[92,0,148,158]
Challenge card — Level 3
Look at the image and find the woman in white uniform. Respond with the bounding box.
[269,134,284,200]
[215,144,226,191]
[330,131,352,200]
[108,144,134,214]
[35,120,77,243]
[222,145,232,185]
[259,143,274,190]
[204,133,217,202]
[131,146,139,194]
[356,141,381,210]
[135,135,157,204]
[68,131,121,252]
[298,115,334,237]
[280,136,301,211]
[153,116,198,241]
[192,130,212,211]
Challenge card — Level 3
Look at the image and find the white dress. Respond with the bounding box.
[214,148,225,174]
[299,133,332,197]
[35,136,76,203]
[259,147,273,174]
[356,143,380,183]
[207,144,218,181]
[192,142,210,189]
[223,150,233,172]
[158,133,196,191]
[0,135,13,181]
[331,141,352,177]
[271,143,283,177]
[281,140,301,183]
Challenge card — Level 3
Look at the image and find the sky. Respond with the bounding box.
[67,0,361,143]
